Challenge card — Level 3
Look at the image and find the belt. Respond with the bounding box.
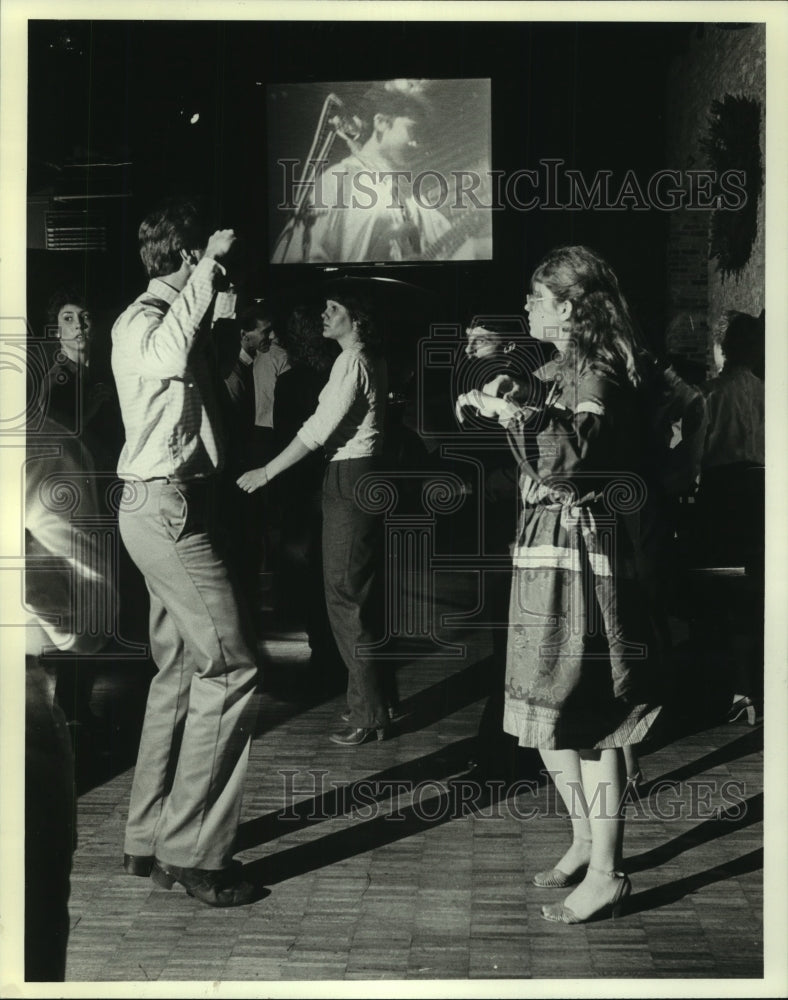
[140,476,213,487]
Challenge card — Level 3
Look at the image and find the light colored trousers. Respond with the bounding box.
[120,479,258,869]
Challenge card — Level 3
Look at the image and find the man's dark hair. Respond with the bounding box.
[468,318,519,338]
[239,302,276,334]
[138,198,207,279]
[360,83,432,140]
[716,310,765,373]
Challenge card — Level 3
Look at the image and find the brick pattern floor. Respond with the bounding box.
[63,576,765,984]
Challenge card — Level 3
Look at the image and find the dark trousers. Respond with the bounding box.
[474,484,519,779]
[251,427,282,576]
[25,658,74,981]
[322,458,387,728]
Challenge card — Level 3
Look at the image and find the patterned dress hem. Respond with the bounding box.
[503,700,660,751]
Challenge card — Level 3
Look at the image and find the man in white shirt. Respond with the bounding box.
[111,199,258,907]
[249,305,290,465]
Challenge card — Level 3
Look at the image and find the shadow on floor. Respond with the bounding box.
[625,792,763,874]
[236,735,546,853]
[636,725,763,793]
[627,847,763,919]
[240,766,543,888]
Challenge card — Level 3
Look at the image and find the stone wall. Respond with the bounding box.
[665,23,765,375]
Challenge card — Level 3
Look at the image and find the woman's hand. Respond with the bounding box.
[236,467,269,493]
[455,389,509,423]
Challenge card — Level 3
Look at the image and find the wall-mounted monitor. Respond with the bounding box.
[267,78,492,266]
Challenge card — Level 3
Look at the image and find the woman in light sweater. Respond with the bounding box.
[238,293,389,745]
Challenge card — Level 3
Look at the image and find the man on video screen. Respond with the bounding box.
[272,79,492,264]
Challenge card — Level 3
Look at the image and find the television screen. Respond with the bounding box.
[267,79,493,265]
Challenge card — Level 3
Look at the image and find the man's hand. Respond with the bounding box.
[236,467,269,493]
[204,229,237,264]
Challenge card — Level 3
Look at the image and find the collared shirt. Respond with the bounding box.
[112,256,229,482]
[702,365,765,470]
[253,343,291,428]
[297,347,387,461]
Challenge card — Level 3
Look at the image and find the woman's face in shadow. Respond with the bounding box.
[322,299,355,343]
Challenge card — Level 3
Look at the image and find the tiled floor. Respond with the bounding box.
[62,572,766,986]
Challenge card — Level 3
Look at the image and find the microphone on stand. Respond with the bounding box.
[271,93,364,263]
[326,94,364,147]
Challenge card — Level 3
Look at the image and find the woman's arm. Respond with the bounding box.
[454,389,521,425]
[533,374,620,501]
[237,352,365,493]
[236,435,313,493]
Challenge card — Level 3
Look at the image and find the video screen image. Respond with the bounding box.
[268,78,493,265]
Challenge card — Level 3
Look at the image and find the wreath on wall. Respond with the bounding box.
[700,94,763,281]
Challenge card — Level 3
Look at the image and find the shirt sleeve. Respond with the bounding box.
[297,352,364,451]
[506,372,617,496]
[554,371,611,472]
[114,256,224,379]
[274,349,292,376]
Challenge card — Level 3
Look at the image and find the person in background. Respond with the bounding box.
[238,294,389,745]
[458,319,544,782]
[250,303,290,467]
[224,306,266,433]
[457,246,663,924]
[39,290,123,740]
[696,309,765,725]
[111,198,259,906]
[25,417,116,979]
[219,307,268,621]
[622,341,709,790]
[248,303,291,601]
[43,290,121,470]
[272,304,342,682]
[272,80,452,264]
[702,309,764,498]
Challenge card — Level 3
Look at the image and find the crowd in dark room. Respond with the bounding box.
[22,19,765,980]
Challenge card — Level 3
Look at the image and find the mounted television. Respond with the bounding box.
[267,78,492,266]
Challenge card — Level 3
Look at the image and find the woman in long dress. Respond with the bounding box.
[458,246,662,923]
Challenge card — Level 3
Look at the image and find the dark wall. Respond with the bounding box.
[27,19,689,353]
[664,23,765,377]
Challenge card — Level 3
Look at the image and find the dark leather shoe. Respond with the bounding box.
[124,853,154,877]
[151,859,256,907]
[329,725,386,746]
